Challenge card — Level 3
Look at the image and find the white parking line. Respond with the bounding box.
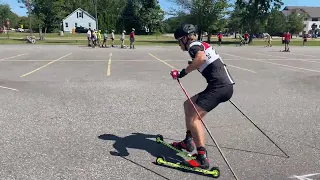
[289,173,320,180]
[227,64,257,73]
[107,53,112,76]
[20,53,72,77]
[0,53,29,61]
[254,53,287,59]
[288,52,318,58]
[254,52,320,63]
[221,53,320,73]
[0,86,19,91]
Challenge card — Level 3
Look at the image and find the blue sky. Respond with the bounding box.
[1,0,319,17]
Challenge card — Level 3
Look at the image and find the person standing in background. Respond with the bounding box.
[283,31,291,52]
[102,30,108,48]
[265,33,272,47]
[111,30,115,47]
[87,28,92,46]
[130,28,135,49]
[303,33,308,46]
[244,31,249,45]
[120,30,126,48]
[92,30,97,48]
[217,31,222,46]
[97,30,102,47]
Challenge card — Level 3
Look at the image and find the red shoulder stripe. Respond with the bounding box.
[201,42,211,50]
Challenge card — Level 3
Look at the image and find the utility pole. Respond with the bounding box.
[94,0,98,30]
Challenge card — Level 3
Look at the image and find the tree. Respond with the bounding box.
[136,0,165,34]
[235,0,284,35]
[0,3,11,28]
[265,8,286,34]
[286,11,305,35]
[31,0,66,35]
[171,0,231,40]
[163,12,190,33]
[227,4,244,38]
[119,0,141,33]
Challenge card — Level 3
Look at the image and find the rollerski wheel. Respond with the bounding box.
[156,156,165,165]
[156,134,163,143]
[210,167,220,178]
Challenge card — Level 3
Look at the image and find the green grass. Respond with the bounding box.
[0,32,319,46]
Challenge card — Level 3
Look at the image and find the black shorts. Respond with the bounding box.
[218,38,222,42]
[195,84,234,112]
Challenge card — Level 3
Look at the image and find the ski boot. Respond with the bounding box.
[185,147,210,169]
[171,131,195,153]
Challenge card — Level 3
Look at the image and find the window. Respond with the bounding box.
[304,18,308,21]
[65,22,68,27]
[75,23,78,27]
[312,18,318,21]
[89,23,91,27]
[79,12,82,18]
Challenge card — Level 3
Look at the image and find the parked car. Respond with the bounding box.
[16,28,24,32]
[75,26,89,33]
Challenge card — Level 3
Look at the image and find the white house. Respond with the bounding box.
[62,8,96,32]
[282,6,320,35]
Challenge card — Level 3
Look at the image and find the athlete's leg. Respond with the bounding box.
[171,94,205,152]
[187,84,233,169]
[184,95,208,148]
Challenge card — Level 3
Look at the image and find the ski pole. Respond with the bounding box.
[176,79,239,180]
[228,100,289,158]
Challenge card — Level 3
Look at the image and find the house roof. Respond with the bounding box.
[62,8,96,21]
[282,6,320,18]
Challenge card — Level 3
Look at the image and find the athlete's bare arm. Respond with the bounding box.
[185,51,206,74]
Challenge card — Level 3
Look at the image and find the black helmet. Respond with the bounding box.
[174,23,197,40]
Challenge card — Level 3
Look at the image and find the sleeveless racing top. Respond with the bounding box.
[188,41,235,87]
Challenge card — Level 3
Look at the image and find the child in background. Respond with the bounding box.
[102,30,108,48]
[130,28,135,49]
[111,30,115,47]
[303,33,308,46]
[265,33,272,47]
[217,31,222,46]
[97,30,102,47]
[120,30,126,48]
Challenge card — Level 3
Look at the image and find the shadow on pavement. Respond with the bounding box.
[98,132,179,180]
[98,132,177,158]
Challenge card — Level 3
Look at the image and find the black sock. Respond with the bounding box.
[185,130,192,141]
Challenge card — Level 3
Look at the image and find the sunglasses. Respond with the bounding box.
[177,37,184,43]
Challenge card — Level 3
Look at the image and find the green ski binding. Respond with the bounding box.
[155,134,195,160]
[155,134,220,178]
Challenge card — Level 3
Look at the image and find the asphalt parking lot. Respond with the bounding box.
[0,44,319,180]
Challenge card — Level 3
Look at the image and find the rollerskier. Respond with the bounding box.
[170,23,235,170]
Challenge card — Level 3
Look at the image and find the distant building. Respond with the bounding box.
[282,6,320,35]
[62,8,96,32]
